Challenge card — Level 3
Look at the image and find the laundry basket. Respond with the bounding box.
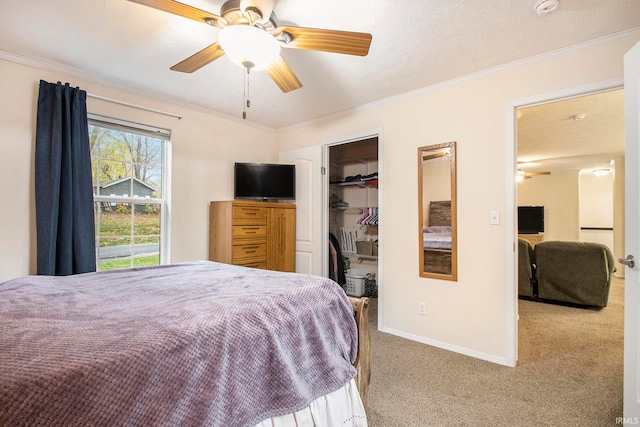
[345,269,372,297]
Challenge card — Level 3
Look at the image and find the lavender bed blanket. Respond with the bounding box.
[0,261,358,426]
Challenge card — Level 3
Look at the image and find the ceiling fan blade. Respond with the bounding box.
[273,26,372,56]
[127,0,226,27]
[265,56,302,93]
[170,43,225,73]
[526,171,552,176]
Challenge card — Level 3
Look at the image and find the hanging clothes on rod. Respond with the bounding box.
[357,207,379,225]
[328,232,346,285]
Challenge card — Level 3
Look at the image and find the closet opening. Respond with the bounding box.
[327,137,379,300]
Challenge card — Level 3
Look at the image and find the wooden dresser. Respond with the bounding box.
[209,200,296,272]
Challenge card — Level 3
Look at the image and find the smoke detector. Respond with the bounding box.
[534,0,559,16]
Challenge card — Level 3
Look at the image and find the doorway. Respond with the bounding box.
[513,87,624,360]
[516,89,623,250]
[325,136,380,301]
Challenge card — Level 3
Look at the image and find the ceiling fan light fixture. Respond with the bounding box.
[218,25,281,70]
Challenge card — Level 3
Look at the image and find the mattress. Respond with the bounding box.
[0,261,364,426]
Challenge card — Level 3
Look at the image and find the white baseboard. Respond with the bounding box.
[378,326,514,367]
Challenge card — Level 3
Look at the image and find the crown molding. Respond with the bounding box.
[0,50,277,133]
[277,27,640,133]
[3,26,638,134]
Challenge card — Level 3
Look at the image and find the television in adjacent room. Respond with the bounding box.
[518,206,544,234]
[234,162,296,201]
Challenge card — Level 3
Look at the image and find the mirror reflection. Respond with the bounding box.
[418,141,457,280]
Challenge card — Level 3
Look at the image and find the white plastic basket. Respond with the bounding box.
[344,269,372,297]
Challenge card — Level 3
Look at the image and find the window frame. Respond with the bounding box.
[88,113,171,269]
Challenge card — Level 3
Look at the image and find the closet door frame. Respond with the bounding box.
[323,130,383,325]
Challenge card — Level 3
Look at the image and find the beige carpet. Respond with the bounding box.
[365,277,624,426]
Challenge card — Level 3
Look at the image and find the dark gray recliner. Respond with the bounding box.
[518,238,535,298]
[534,241,616,308]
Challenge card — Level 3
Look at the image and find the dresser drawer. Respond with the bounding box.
[233,225,267,239]
[233,206,267,222]
[232,243,267,260]
[235,259,267,269]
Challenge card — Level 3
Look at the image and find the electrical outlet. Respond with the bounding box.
[418,302,426,315]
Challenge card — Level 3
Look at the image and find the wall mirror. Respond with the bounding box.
[418,141,457,281]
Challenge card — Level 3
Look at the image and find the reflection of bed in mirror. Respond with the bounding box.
[423,200,452,275]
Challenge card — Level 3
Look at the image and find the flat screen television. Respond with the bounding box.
[234,162,296,201]
[518,206,544,234]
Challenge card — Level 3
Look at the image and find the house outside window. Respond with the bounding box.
[88,114,170,271]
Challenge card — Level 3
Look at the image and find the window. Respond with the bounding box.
[89,115,170,271]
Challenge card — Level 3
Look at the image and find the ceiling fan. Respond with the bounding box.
[517,170,551,180]
[127,0,373,93]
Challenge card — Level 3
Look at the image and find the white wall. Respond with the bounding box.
[613,157,625,276]
[276,35,639,364]
[580,171,614,228]
[0,58,277,283]
[579,170,614,252]
[422,154,451,228]
[516,169,618,253]
[2,33,637,365]
[517,172,580,241]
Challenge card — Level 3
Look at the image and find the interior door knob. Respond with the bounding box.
[619,255,635,268]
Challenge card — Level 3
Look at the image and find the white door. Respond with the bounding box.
[624,40,640,420]
[279,146,323,275]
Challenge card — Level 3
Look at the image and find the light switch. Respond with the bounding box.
[489,210,500,225]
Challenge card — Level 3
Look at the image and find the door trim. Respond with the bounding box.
[506,77,623,367]
[322,128,384,327]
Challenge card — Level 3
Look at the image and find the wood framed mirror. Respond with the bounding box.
[418,141,457,281]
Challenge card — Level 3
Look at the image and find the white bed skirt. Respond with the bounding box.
[254,379,368,427]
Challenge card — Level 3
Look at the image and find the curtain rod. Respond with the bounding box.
[87,94,182,120]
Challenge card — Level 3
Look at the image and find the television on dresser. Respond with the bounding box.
[518,206,544,234]
[234,162,296,201]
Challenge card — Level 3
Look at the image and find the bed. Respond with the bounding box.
[423,200,453,275]
[0,260,370,426]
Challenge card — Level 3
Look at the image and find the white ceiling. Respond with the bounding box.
[517,88,625,174]
[1,0,639,132]
[0,1,637,174]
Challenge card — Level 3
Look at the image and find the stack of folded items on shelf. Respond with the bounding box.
[329,193,349,209]
[332,172,378,187]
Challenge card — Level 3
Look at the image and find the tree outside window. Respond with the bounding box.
[89,118,168,271]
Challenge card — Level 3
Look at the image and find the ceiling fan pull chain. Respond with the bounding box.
[242,66,252,120]
[242,67,247,119]
[247,67,251,109]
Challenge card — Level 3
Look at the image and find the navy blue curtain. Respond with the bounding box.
[35,80,96,275]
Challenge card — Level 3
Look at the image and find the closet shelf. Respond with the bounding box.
[330,181,378,189]
[343,252,378,261]
[330,207,361,213]
[330,206,378,212]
